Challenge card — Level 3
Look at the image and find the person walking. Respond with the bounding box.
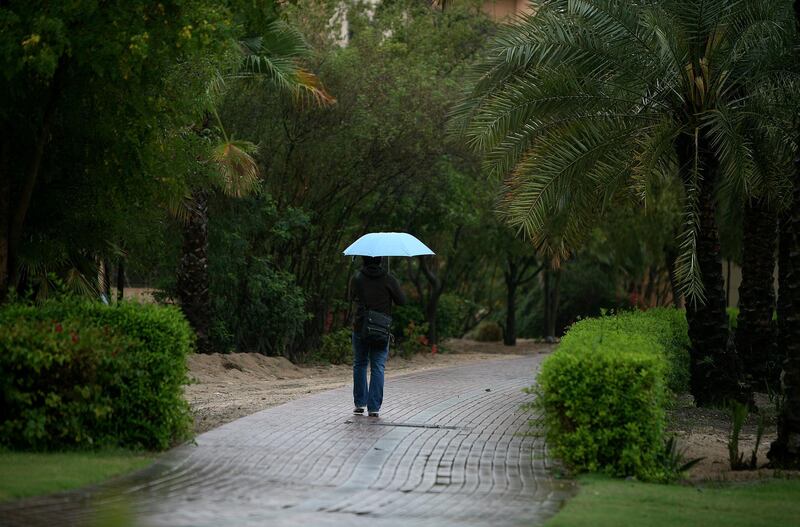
[350,255,406,417]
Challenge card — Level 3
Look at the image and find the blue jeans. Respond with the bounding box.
[352,332,389,413]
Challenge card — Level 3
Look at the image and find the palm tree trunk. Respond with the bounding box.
[767,0,800,468]
[0,138,10,301]
[177,190,213,354]
[683,143,742,406]
[769,150,800,468]
[735,199,777,389]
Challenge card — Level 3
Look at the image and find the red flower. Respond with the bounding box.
[71,332,79,344]
[55,323,63,333]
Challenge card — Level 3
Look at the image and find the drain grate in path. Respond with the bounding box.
[344,420,463,430]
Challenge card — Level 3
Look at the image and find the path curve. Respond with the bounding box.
[1,355,573,527]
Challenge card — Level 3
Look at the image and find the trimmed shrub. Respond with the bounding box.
[535,308,690,480]
[564,309,690,393]
[0,299,193,451]
[537,331,667,479]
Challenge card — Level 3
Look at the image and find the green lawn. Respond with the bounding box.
[0,450,153,501]
[545,475,800,527]
[546,476,800,527]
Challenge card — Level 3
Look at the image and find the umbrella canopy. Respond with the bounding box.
[343,232,435,257]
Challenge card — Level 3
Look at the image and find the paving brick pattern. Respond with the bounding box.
[1,355,573,527]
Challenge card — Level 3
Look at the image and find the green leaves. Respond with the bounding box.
[534,308,690,480]
[237,21,334,107]
[0,300,193,451]
[454,0,794,304]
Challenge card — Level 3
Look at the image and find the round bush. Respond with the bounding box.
[474,321,503,342]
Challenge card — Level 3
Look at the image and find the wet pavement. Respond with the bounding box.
[0,355,574,527]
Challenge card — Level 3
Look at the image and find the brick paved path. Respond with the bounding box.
[1,355,573,527]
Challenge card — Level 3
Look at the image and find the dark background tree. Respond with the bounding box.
[0,0,233,301]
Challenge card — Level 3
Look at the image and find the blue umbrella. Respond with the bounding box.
[343,232,435,257]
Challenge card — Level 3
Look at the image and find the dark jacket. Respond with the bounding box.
[350,264,406,331]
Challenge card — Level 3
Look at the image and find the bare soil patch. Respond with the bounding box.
[669,393,799,482]
[185,338,552,433]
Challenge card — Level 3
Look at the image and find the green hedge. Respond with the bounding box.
[0,300,193,451]
[535,308,690,480]
[563,308,690,393]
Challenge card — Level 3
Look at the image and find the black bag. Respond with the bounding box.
[361,309,392,343]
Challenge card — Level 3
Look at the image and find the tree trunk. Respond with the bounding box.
[0,138,10,301]
[685,181,741,405]
[419,255,444,345]
[735,199,778,389]
[768,146,800,468]
[543,266,561,340]
[426,293,440,346]
[680,137,742,406]
[8,59,66,289]
[504,272,517,346]
[177,190,213,353]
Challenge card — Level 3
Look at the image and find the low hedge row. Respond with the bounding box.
[0,299,193,451]
[535,308,690,480]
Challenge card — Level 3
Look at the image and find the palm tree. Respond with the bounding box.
[453,0,792,405]
[175,21,333,353]
[768,0,800,470]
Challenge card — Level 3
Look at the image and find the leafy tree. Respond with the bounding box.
[170,14,333,353]
[216,0,494,355]
[0,0,233,301]
[453,0,792,405]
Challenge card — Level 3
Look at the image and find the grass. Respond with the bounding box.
[0,449,153,501]
[545,475,800,527]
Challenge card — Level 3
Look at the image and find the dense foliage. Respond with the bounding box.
[0,0,234,298]
[0,300,193,450]
[535,309,690,480]
[178,0,499,356]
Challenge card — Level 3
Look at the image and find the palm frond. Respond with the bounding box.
[703,106,757,201]
[237,21,335,107]
[675,129,706,305]
[210,139,261,198]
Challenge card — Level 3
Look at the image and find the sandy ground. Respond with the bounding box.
[668,393,800,482]
[184,339,798,482]
[185,338,551,434]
